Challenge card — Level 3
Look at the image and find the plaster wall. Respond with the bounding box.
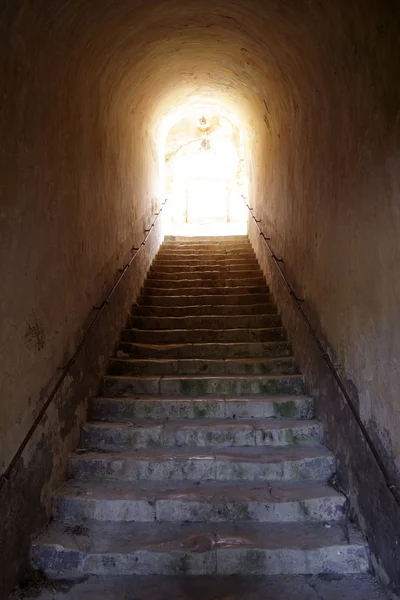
[248,2,400,593]
[0,3,161,594]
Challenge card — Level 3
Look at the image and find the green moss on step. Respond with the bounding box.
[273,400,297,418]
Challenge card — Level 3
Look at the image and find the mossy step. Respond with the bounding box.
[131,303,278,317]
[148,268,262,279]
[70,445,335,483]
[89,395,315,422]
[102,374,305,397]
[116,341,291,360]
[140,293,272,307]
[82,418,322,451]
[127,314,281,331]
[53,479,345,524]
[108,357,296,377]
[31,521,368,577]
[144,285,269,296]
[120,327,287,344]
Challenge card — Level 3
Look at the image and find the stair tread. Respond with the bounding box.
[72,444,332,461]
[92,393,312,402]
[12,574,389,600]
[83,418,319,431]
[104,374,302,381]
[55,478,342,504]
[122,327,285,333]
[110,357,295,365]
[33,520,365,553]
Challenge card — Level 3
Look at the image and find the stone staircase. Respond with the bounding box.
[31,236,370,581]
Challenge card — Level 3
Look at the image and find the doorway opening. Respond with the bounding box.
[162,108,248,236]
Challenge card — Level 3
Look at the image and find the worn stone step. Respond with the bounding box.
[146,269,265,287]
[31,521,368,577]
[140,293,272,307]
[13,573,390,600]
[102,374,305,397]
[148,265,263,280]
[89,395,315,422]
[82,419,321,451]
[158,249,255,257]
[153,259,260,269]
[70,445,334,483]
[116,341,291,360]
[154,254,258,262]
[132,303,277,317]
[108,357,296,377]
[146,277,265,288]
[120,327,287,344]
[127,314,281,331]
[164,236,249,242]
[144,285,269,296]
[53,480,344,524]
[159,246,252,254]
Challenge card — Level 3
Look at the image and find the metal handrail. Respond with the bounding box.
[0,199,168,492]
[242,195,400,508]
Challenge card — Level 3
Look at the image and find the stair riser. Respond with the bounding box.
[102,375,305,397]
[160,244,252,251]
[146,278,265,288]
[158,251,255,257]
[127,315,281,330]
[144,286,269,296]
[140,293,272,307]
[90,397,315,422]
[31,543,368,577]
[120,328,287,344]
[148,269,262,279]
[132,303,277,317]
[116,341,291,360]
[82,422,322,451]
[70,455,335,483]
[108,358,296,377]
[153,261,260,270]
[53,495,344,525]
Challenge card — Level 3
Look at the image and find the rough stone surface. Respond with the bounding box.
[29,238,371,590]
[11,574,390,600]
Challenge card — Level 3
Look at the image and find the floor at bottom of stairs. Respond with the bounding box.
[12,574,389,600]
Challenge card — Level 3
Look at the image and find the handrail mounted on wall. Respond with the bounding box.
[242,195,400,508]
[0,199,168,492]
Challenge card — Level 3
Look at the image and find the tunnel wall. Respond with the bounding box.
[249,3,400,594]
[0,4,162,595]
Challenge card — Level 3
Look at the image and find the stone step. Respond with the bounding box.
[102,374,305,397]
[116,341,291,360]
[140,293,272,307]
[108,357,297,377]
[82,419,322,451]
[132,303,278,317]
[53,480,344,524]
[127,314,281,331]
[153,259,260,268]
[162,237,250,243]
[120,327,287,344]
[143,285,269,296]
[31,521,368,577]
[13,574,390,600]
[146,277,265,288]
[149,268,262,279]
[89,395,315,422]
[159,245,252,253]
[70,445,335,482]
[158,250,255,257]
